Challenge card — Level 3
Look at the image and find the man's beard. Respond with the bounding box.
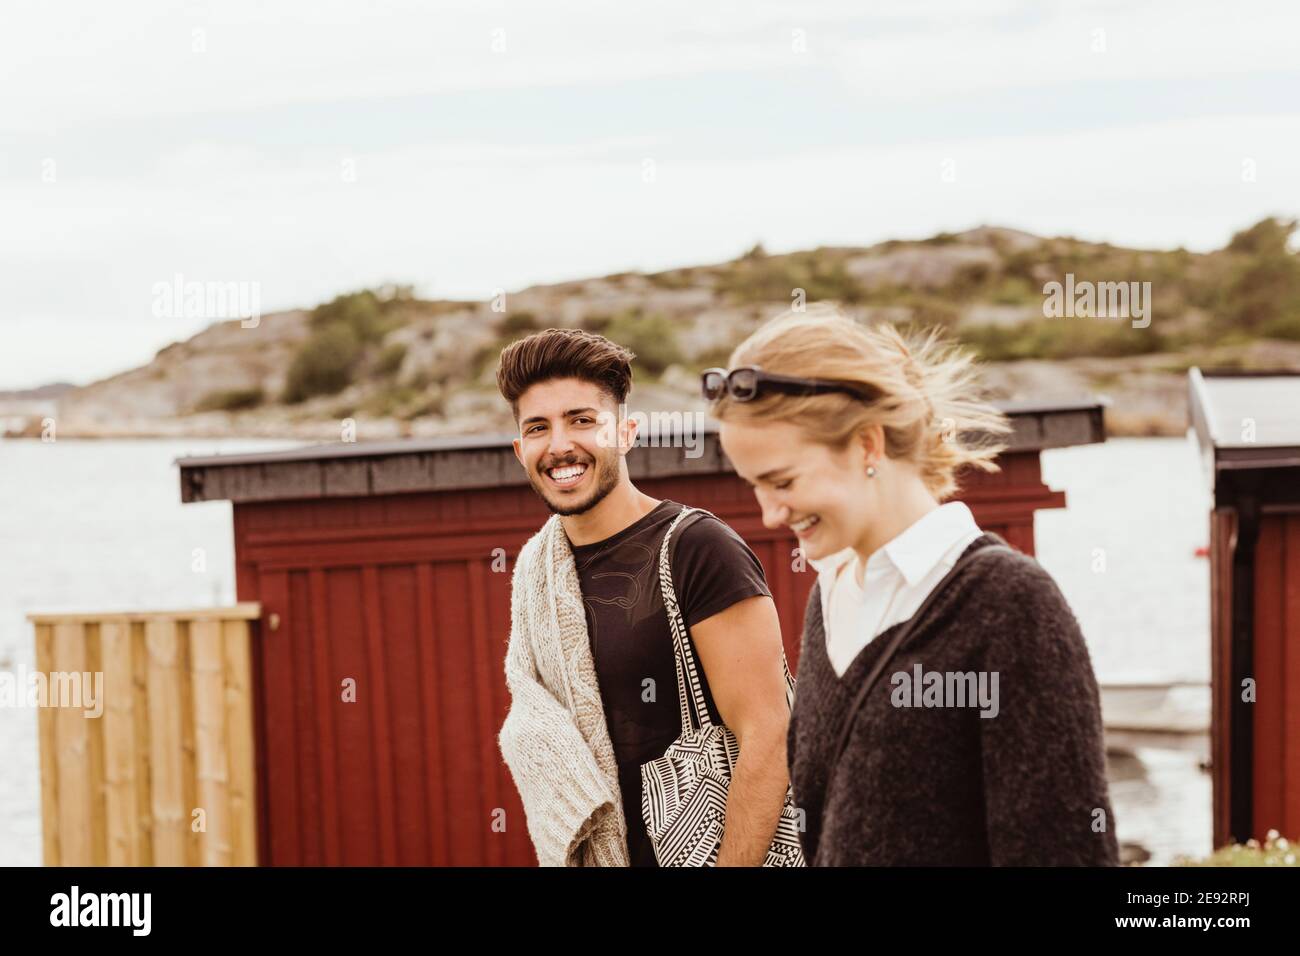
[529,451,622,517]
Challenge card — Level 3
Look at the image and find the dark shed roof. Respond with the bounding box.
[1189,368,1300,508]
[178,400,1106,504]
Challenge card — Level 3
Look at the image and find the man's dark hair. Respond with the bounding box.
[496,328,635,419]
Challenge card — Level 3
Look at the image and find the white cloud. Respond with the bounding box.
[1,0,1298,387]
[5,0,1296,132]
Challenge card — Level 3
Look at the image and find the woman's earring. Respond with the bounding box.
[866,465,877,478]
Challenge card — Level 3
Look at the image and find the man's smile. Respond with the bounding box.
[544,461,590,490]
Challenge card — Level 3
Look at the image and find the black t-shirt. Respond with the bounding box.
[567,499,771,867]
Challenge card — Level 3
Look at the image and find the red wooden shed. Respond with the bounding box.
[1189,369,1300,848]
[177,400,1103,866]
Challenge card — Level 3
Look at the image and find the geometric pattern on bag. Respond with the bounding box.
[640,506,808,867]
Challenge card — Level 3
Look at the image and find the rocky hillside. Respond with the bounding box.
[31,220,1300,440]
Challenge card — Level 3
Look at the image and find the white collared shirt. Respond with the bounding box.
[810,501,984,677]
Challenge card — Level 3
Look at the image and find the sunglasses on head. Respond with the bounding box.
[701,366,876,403]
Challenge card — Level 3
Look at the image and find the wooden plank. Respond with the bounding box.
[34,623,59,866]
[1209,510,1234,848]
[1253,519,1284,839]
[432,562,483,864]
[101,619,140,866]
[467,559,504,866]
[84,623,107,866]
[307,569,342,866]
[289,569,325,865]
[222,618,258,866]
[52,621,92,865]
[361,565,398,865]
[178,621,199,867]
[191,618,231,866]
[145,617,186,864]
[321,459,372,497]
[415,562,451,865]
[376,564,432,864]
[131,621,154,866]
[1284,515,1300,838]
[256,569,302,865]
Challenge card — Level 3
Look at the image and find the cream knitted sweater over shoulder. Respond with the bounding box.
[497,514,631,867]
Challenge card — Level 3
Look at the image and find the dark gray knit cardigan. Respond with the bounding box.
[788,533,1119,866]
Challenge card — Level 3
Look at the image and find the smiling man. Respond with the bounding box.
[494,327,792,867]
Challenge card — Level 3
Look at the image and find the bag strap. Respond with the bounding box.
[828,540,1015,771]
[658,506,797,739]
[659,508,707,735]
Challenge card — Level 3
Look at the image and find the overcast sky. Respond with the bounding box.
[3,0,1299,389]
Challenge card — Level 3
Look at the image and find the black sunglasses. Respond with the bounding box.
[701,366,875,403]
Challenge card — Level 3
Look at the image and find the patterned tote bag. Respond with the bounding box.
[640,506,807,867]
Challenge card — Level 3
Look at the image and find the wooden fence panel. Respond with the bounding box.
[28,605,261,866]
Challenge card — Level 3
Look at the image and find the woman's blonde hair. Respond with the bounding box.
[711,305,1011,500]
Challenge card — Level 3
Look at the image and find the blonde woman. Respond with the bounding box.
[703,307,1118,866]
